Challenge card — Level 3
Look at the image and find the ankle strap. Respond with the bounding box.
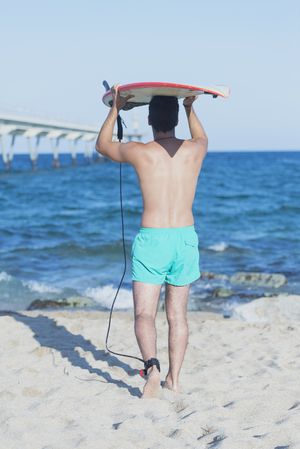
[141,358,161,377]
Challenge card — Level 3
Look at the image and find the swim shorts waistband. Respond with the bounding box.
[139,225,195,234]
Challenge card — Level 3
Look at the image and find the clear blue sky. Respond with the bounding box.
[1,0,299,150]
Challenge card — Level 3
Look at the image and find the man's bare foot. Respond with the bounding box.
[142,367,161,399]
[161,374,180,393]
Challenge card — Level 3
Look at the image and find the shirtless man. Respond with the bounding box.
[96,86,208,398]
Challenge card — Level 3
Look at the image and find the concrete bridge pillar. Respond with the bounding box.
[50,138,61,168]
[0,125,17,169]
[65,132,83,166]
[82,133,95,163]
[0,135,10,169]
[24,128,45,169]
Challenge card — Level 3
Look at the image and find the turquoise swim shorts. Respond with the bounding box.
[131,225,200,286]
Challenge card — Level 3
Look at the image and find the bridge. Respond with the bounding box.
[0,113,142,169]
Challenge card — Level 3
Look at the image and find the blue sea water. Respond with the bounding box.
[0,151,300,314]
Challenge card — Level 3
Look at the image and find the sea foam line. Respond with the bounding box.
[208,242,229,252]
[85,284,133,310]
[0,271,12,282]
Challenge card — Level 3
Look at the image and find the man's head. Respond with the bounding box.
[148,96,179,132]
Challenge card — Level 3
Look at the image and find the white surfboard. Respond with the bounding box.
[102,81,230,110]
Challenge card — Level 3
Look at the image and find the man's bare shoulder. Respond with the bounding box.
[120,140,147,164]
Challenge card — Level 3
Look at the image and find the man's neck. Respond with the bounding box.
[153,129,175,141]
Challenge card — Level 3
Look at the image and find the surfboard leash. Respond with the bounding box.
[102,81,160,378]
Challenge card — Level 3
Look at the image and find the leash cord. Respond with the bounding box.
[104,115,144,365]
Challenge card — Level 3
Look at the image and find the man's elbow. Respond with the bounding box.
[195,136,208,157]
[95,141,107,157]
[195,136,208,146]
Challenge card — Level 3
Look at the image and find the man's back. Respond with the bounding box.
[131,137,205,228]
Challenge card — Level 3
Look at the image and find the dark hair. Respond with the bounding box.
[149,96,179,132]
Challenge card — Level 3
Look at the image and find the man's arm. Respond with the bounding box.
[183,96,208,154]
[95,86,141,163]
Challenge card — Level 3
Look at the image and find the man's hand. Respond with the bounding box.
[183,95,208,148]
[96,84,140,163]
[183,95,197,109]
[111,85,133,112]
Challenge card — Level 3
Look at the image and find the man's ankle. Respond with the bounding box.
[147,365,160,375]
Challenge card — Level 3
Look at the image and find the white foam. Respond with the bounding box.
[231,294,300,323]
[23,280,61,294]
[85,285,133,310]
[0,271,12,282]
[208,241,228,252]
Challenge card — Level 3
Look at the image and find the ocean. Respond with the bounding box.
[1,151,299,315]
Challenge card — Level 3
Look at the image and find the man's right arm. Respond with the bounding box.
[183,96,208,155]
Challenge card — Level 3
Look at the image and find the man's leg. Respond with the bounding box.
[164,282,190,393]
[132,280,162,398]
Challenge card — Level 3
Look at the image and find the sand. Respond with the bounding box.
[1,295,300,448]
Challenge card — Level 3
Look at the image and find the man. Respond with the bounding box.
[96,86,207,398]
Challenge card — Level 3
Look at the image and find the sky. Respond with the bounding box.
[0,0,299,151]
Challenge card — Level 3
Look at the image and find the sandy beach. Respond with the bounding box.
[1,295,300,449]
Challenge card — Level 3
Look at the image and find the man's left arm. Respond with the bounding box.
[95,86,141,163]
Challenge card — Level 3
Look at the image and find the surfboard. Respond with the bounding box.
[102,82,230,110]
